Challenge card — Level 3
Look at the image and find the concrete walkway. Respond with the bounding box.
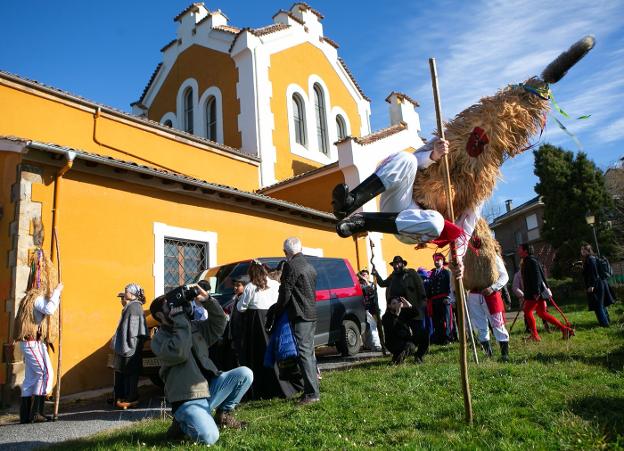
[0,348,383,450]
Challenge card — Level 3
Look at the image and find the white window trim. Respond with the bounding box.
[176,78,200,133]
[160,112,177,127]
[286,83,333,166]
[153,222,218,297]
[198,86,224,144]
[302,246,324,257]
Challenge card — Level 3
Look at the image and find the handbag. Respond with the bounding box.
[537,263,551,300]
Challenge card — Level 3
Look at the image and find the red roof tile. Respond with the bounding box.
[272,9,305,26]
[353,122,407,145]
[173,3,204,22]
[385,91,420,107]
[292,2,324,20]
[337,57,370,102]
[320,36,339,49]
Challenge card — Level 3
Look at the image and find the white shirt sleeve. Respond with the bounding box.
[490,255,509,292]
[512,271,524,298]
[413,139,436,169]
[455,205,481,258]
[237,283,256,312]
[34,286,62,316]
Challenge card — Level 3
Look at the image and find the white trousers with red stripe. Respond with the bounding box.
[467,293,509,343]
[20,340,53,397]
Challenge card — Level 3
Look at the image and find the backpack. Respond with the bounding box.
[596,256,613,280]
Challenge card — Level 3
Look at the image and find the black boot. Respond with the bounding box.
[332,174,385,220]
[480,341,493,358]
[500,341,509,362]
[30,396,52,422]
[336,213,398,238]
[19,396,32,424]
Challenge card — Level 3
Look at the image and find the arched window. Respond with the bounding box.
[163,119,173,128]
[336,114,347,140]
[314,84,328,154]
[205,96,217,141]
[183,88,193,134]
[292,93,307,147]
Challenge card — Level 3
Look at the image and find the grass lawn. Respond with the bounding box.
[54,302,624,450]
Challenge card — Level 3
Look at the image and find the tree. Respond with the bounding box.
[534,144,617,277]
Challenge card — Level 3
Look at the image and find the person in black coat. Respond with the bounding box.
[382,296,428,364]
[273,237,319,404]
[581,243,614,327]
[518,243,573,341]
[375,256,429,362]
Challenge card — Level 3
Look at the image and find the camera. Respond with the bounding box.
[164,284,201,310]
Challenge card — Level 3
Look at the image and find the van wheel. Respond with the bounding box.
[337,319,361,356]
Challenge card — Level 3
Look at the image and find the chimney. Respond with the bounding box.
[290,3,324,36]
[505,199,513,212]
[385,92,421,138]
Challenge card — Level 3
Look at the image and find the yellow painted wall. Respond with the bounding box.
[0,152,20,384]
[0,80,258,191]
[27,164,358,394]
[269,42,363,181]
[147,45,242,149]
[264,169,344,213]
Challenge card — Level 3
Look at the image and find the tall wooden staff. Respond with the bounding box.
[52,228,62,420]
[429,58,473,424]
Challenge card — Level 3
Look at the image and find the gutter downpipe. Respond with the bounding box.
[49,149,75,419]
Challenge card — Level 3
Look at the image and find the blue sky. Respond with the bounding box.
[1,1,622,215]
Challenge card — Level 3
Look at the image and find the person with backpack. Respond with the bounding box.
[581,243,615,327]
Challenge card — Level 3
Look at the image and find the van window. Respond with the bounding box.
[319,259,353,289]
[308,258,330,291]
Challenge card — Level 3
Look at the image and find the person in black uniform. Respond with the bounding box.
[427,253,453,345]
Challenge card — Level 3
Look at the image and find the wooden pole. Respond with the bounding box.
[51,228,62,420]
[429,58,473,424]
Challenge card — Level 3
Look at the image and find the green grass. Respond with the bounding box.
[53,303,624,450]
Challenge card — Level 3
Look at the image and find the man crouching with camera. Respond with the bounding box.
[150,283,253,445]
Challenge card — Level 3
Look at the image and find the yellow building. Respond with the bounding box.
[0,2,435,401]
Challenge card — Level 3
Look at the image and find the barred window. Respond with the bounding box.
[164,238,208,294]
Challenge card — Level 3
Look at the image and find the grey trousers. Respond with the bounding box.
[293,319,320,398]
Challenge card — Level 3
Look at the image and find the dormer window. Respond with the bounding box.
[163,119,173,128]
[183,88,194,133]
[292,93,307,147]
[313,83,328,154]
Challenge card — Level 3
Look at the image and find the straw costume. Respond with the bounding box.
[332,36,595,254]
[13,220,62,423]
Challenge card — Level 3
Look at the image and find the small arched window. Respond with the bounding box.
[206,96,217,141]
[336,115,347,140]
[183,88,194,134]
[314,84,329,154]
[163,119,173,128]
[292,93,307,147]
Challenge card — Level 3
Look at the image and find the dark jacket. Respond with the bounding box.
[427,268,451,300]
[382,307,419,355]
[375,269,427,318]
[583,255,615,311]
[151,297,227,403]
[276,253,317,321]
[521,256,546,300]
